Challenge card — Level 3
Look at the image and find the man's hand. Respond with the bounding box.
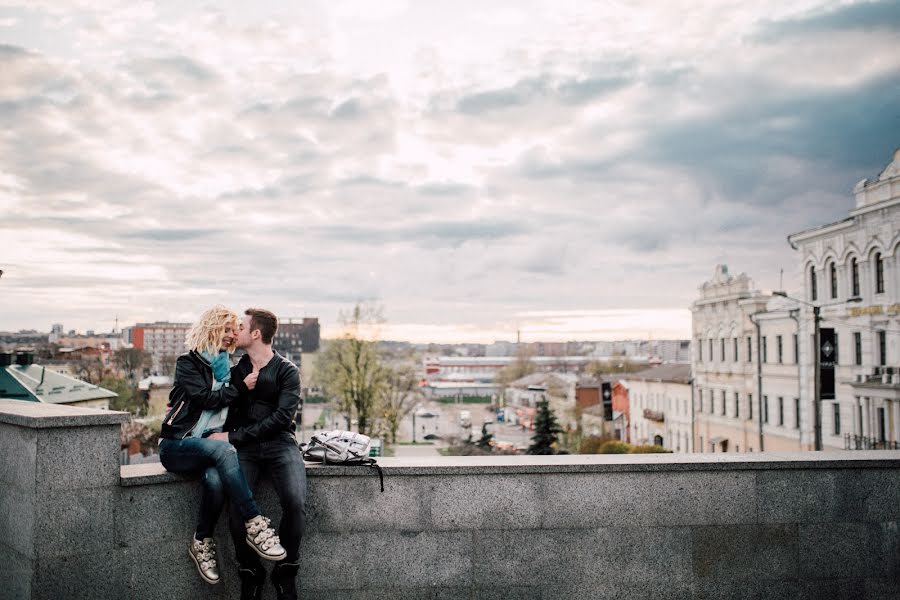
[208,432,229,442]
[244,369,259,391]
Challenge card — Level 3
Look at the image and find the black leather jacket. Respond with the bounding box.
[224,351,301,445]
[160,350,246,440]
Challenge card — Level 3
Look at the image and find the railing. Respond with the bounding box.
[844,433,900,450]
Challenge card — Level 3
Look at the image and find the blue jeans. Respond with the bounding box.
[228,436,308,567]
[159,437,261,539]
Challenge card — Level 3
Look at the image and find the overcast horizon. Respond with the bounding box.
[1,1,899,343]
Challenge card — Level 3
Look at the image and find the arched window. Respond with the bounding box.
[829,261,837,299]
[851,258,860,297]
[810,266,818,301]
[875,252,885,294]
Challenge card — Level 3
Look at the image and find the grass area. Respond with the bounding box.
[435,395,493,404]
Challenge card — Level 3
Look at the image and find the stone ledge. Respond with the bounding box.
[120,451,900,486]
[0,399,129,429]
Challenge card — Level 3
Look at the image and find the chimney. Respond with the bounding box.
[15,352,34,366]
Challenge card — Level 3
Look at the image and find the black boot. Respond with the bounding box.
[271,561,300,600]
[238,566,266,600]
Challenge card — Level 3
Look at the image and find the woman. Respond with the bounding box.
[159,305,285,585]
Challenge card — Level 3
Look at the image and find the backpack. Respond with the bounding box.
[302,430,384,492]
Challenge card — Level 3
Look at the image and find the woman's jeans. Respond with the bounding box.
[159,437,261,539]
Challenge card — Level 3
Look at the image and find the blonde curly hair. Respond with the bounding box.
[186,305,239,355]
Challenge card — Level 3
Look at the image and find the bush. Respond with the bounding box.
[598,440,632,454]
[579,435,619,454]
[630,444,672,454]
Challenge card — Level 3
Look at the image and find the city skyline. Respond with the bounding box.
[2,1,899,342]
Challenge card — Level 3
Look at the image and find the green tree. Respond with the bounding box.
[316,304,386,435]
[114,347,151,381]
[527,399,563,455]
[102,377,147,416]
[379,364,421,444]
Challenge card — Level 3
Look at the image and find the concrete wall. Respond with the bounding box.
[3,400,900,599]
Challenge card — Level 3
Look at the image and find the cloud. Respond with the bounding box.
[755,0,900,40]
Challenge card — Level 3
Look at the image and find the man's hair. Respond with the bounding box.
[245,308,278,344]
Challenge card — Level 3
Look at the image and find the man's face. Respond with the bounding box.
[235,315,255,349]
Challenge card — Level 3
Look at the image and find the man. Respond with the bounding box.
[208,308,306,600]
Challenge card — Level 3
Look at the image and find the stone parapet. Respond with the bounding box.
[1,400,899,599]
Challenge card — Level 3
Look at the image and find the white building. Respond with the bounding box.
[625,364,693,452]
[787,148,900,450]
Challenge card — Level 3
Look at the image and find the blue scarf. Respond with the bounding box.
[190,350,231,437]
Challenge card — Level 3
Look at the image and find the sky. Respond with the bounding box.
[1,1,899,343]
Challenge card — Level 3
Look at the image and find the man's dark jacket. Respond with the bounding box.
[160,350,247,440]
[224,352,301,445]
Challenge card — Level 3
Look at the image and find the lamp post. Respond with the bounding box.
[773,292,861,451]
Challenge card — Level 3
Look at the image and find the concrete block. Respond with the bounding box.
[0,544,33,600]
[0,423,36,490]
[693,579,801,599]
[0,485,35,558]
[474,527,692,588]
[123,538,236,600]
[799,579,865,600]
[431,474,542,531]
[800,522,891,579]
[856,469,900,523]
[34,488,115,559]
[35,425,121,491]
[692,524,798,580]
[542,471,756,529]
[115,480,202,545]
[306,473,427,533]
[298,588,471,600]
[359,529,472,589]
[864,577,900,600]
[547,579,695,600]
[33,549,129,600]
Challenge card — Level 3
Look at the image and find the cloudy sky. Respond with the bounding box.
[1,1,898,342]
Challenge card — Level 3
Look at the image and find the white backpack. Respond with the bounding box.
[302,430,384,492]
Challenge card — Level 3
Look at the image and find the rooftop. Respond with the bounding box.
[0,363,116,405]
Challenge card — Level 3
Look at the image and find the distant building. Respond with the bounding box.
[0,352,116,409]
[273,317,320,365]
[123,322,191,373]
[625,363,692,452]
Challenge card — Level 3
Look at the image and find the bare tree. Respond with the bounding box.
[74,357,106,385]
[495,345,538,393]
[316,304,386,435]
[114,347,150,381]
[159,354,177,378]
[379,364,422,444]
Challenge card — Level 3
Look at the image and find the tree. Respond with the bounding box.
[476,422,494,450]
[102,377,148,416]
[114,347,150,381]
[587,358,644,378]
[527,399,563,455]
[316,304,386,436]
[74,357,106,385]
[158,354,177,378]
[379,364,422,444]
[494,345,538,396]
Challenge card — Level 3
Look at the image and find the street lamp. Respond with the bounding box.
[773,291,861,450]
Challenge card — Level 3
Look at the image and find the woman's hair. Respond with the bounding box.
[186,305,239,355]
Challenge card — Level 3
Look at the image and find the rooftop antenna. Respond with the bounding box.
[779,268,784,291]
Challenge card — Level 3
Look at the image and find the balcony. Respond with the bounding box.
[2,399,900,599]
[845,434,900,451]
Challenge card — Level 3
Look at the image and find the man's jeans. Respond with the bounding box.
[228,437,308,567]
[159,437,261,539]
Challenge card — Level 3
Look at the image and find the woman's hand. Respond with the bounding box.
[208,432,229,442]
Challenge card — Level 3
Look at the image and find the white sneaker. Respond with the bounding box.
[189,537,220,585]
[244,515,287,561]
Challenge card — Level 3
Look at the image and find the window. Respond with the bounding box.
[709,339,713,361]
[720,338,725,362]
[810,266,818,301]
[794,397,800,430]
[879,330,887,366]
[762,337,768,363]
[748,394,754,421]
[833,403,841,436]
[875,252,885,294]
[698,338,703,362]
[829,261,838,299]
[734,392,739,418]
[793,334,799,364]
[721,390,726,416]
[764,395,769,423]
[851,258,860,297]
[747,337,752,363]
[834,333,839,365]
[854,332,862,365]
[777,335,783,364]
[733,337,739,362]
[778,397,784,426]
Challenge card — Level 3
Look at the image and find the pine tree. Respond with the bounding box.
[527,399,563,455]
[476,422,494,450]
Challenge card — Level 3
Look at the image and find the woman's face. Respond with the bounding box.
[221,321,237,350]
